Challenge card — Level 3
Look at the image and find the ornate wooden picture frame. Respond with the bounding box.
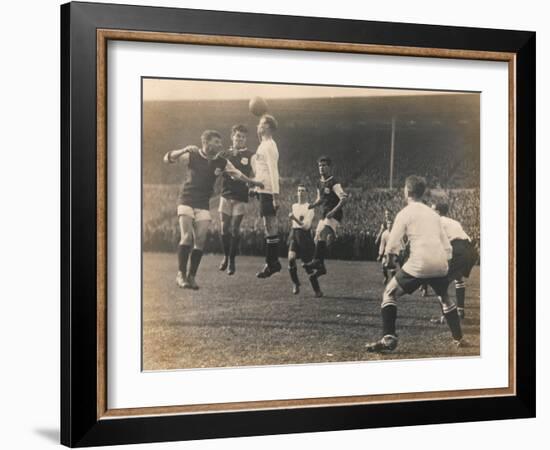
[61,2,535,447]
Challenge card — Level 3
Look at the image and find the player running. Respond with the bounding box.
[366,175,464,352]
[303,156,348,277]
[163,130,263,290]
[218,124,254,275]
[287,184,323,297]
[431,202,479,322]
[251,114,282,279]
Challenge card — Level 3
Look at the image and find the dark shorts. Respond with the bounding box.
[395,269,449,296]
[288,229,315,262]
[448,239,478,280]
[259,193,276,217]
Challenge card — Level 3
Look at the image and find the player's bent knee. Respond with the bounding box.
[382,277,402,308]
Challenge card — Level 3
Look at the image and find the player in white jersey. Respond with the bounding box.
[431,202,479,321]
[377,218,395,285]
[287,185,323,297]
[251,114,282,278]
[366,176,464,352]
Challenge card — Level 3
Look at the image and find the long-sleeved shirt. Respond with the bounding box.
[386,201,452,278]
[440,216,471,242]
[252,138,279,195]
[291,203,315,230]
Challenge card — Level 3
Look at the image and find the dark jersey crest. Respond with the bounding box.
[178,149,227,210]
[318,176,343,222]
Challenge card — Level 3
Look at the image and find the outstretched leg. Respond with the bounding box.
[304,224,334,277]
[365,276,405,352]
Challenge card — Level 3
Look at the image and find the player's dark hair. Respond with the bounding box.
[317,155,332,166]
[435,202,449,216]
[201,129,222,143]
[405,175,427,199]
[231,124,248,136]
[261,114,278,131]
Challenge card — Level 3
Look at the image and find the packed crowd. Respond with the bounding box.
[143,182,480,261]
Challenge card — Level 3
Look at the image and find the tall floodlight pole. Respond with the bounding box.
[389,116,396,189]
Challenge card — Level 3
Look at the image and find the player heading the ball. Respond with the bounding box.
[251,114,283,279]
[163,130,263,290]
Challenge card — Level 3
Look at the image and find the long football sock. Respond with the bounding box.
[229,234,240,260]
[381,304,397,336]
[288,264,300,286]
[455,281,466,310]
[265,235,280,264]
[188,249,203,277]
[221,233,231,257]
[444,308,463,340]
[177,244,191,275]
[313,240,327,263]
[309,273,321,293]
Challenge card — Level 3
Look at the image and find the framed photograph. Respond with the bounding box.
[61,1,535,447]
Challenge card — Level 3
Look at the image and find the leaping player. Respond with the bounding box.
[303,156,348,278]
[218,124,254,275]
[252,114,282,279]
[287,184,323,297]
[163,130,263,290]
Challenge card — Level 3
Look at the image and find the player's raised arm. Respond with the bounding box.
[163,145,199,164]
[325,183,348,219]
[223,160,264,189]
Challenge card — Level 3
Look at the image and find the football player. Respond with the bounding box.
[432,202,479,321]
[163,130,263,290]
[288,184,323,297]
[251,115,282,278]
[303,156,348,277]
[366,175,464,352]
[377,218,395,285]
[218,124,254,275]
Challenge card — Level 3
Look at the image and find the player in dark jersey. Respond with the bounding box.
[217,124,254,275]
[303,156,348,277]
[163,130,263,290]
[287,184,323,297]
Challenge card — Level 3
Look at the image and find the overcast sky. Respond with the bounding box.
[143,78,469,101]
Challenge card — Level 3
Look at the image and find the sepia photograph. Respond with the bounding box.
[141,77,481,371]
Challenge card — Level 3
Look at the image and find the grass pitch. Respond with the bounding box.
[142,253,480,370]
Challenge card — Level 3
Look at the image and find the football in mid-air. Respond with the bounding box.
[248,96,269,117]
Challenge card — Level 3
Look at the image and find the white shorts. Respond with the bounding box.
[218,197,247,217]
[315,218,339,238]
[177,204,212,222]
